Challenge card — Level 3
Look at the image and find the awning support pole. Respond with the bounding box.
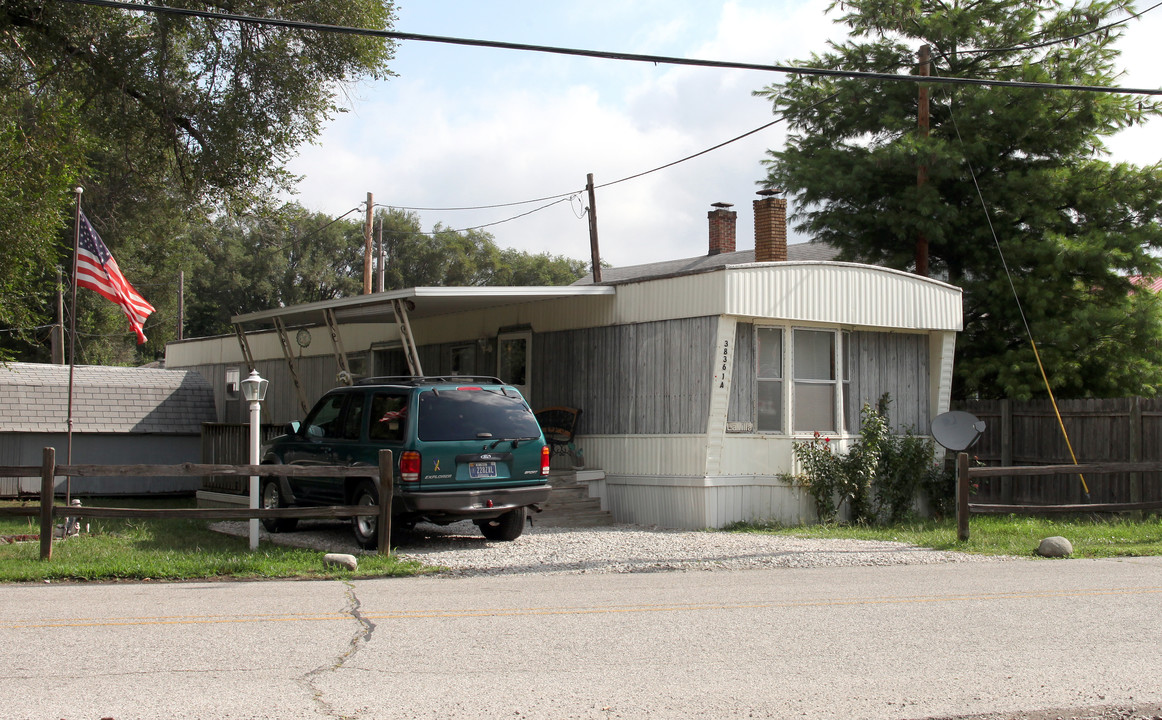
[273,317,311,416]
[391,299,424,376]
[234,324,256,372]
[324,308,354,385]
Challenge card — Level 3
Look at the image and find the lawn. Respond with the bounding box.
[725,514,1162,558]
[0,497,429,583]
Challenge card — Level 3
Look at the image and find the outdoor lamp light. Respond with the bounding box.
[242,369,268,550]
[240,369,268,403]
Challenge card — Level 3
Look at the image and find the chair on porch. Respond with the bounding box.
[534,406,584,468]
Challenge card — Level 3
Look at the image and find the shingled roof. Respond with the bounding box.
[572,242,840,286]
[0,363,215,434]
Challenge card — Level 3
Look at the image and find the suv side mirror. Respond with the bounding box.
[283,421,300,437]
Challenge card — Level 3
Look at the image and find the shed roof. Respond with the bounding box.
[0,363,216,434]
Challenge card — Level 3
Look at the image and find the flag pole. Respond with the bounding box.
[66,187,83,507]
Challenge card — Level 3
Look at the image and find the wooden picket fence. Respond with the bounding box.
[954,452,1162,540]
[0,447,394,560]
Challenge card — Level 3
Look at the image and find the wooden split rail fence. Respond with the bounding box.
[955,452,1162,541]
[0,447,394,560]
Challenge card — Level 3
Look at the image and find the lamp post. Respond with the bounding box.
[240,369,269,550]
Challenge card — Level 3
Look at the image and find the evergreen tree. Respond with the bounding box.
[757,0,1162,399]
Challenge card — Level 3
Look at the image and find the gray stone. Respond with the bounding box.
[323,553,358,571]
[1036,536,1073,558]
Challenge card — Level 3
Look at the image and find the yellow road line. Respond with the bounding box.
[4,586,1161,630]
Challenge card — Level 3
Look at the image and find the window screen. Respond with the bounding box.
[756,327,783,432]
[793,329,836,432]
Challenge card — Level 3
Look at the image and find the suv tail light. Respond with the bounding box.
[541,445,550,476]
[400,451,421,483]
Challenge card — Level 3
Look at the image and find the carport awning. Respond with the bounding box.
[230,286,615,328]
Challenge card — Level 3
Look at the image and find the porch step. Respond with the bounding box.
[535,472,615,528]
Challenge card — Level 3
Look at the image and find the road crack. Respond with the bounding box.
[298,580,376,719]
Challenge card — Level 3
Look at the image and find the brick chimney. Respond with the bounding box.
[708,202,736,255]
[753,189,787,262]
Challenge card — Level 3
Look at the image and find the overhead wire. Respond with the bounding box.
[36,0,1162,404]
[373,91,840,231]
[56,0,1162,96]
[55,0,1162,235]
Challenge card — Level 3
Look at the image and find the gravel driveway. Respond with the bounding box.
[212,517,1012,576]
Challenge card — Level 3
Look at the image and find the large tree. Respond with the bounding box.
[184,203,365,338]
[757,0,1162,400]
[184,206,589,338]
[379,209,588,291]
[0,0,396,362]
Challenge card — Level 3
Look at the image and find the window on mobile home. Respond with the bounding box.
[793,329,837,433]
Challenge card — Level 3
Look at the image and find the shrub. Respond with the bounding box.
[791,395,948,525]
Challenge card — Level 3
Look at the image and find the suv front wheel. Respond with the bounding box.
[260,477,298,533]
[475,506,526,541]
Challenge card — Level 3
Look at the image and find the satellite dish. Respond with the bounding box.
[931,411,986,451]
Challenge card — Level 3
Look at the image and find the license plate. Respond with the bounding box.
[469,462,497,479]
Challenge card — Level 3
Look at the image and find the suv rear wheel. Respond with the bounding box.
[476,506,526,541]
[351,480,379,550]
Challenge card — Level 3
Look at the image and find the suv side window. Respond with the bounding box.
[369,392,408,443]
[339,393,366,441]
[304,394,346,439]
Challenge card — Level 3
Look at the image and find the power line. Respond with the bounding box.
[377,90,838,221]
[375,193,576,212]
[935,0,1162,61]
[58,0,1162,96]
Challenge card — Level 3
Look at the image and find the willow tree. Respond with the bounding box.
[1,0,396,362]
[757,0,1162,399]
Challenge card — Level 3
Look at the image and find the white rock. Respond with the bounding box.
[323,553,358,571]
[1036,536,1073,558]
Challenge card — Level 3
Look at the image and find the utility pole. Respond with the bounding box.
[376,216,385,293]
[363,192,374,294]
[586,173,602,283]
[915,43,931,277]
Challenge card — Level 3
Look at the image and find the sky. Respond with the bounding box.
[285,0,1162,270]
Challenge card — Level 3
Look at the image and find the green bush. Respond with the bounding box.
[791,395,949,525]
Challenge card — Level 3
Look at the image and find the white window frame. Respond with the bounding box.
[754,324,846,436]
[496,330,532,397]
[754,326,784,433]
[449,343,475,376]
[790,327,842,435]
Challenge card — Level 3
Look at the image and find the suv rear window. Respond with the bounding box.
[417,389,542,442]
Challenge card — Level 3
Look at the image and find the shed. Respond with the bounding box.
[164,195,962,528]
[0,363,217,496]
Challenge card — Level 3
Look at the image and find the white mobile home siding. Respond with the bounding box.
[164,262,962,528]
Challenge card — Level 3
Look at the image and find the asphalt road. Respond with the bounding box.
[3,557,1162,720]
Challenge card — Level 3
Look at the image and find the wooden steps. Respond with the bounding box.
[533,471,615,528]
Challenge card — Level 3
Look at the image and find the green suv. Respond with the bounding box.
[261,376,551,549]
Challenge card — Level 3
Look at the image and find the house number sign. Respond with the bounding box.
[719,339,730,388]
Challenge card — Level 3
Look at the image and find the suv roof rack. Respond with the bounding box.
[355,375,505,386]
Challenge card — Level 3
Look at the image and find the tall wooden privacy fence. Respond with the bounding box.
[0,447,394,560]
[957,397,1162,506]
[201,423,283,493]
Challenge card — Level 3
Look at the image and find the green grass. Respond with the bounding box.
[0,497,430,583]
[724,514,1162,558]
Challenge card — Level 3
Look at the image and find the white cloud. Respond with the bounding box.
[286,0,1162,271]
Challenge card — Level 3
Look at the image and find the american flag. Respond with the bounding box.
[76,211,155,344]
